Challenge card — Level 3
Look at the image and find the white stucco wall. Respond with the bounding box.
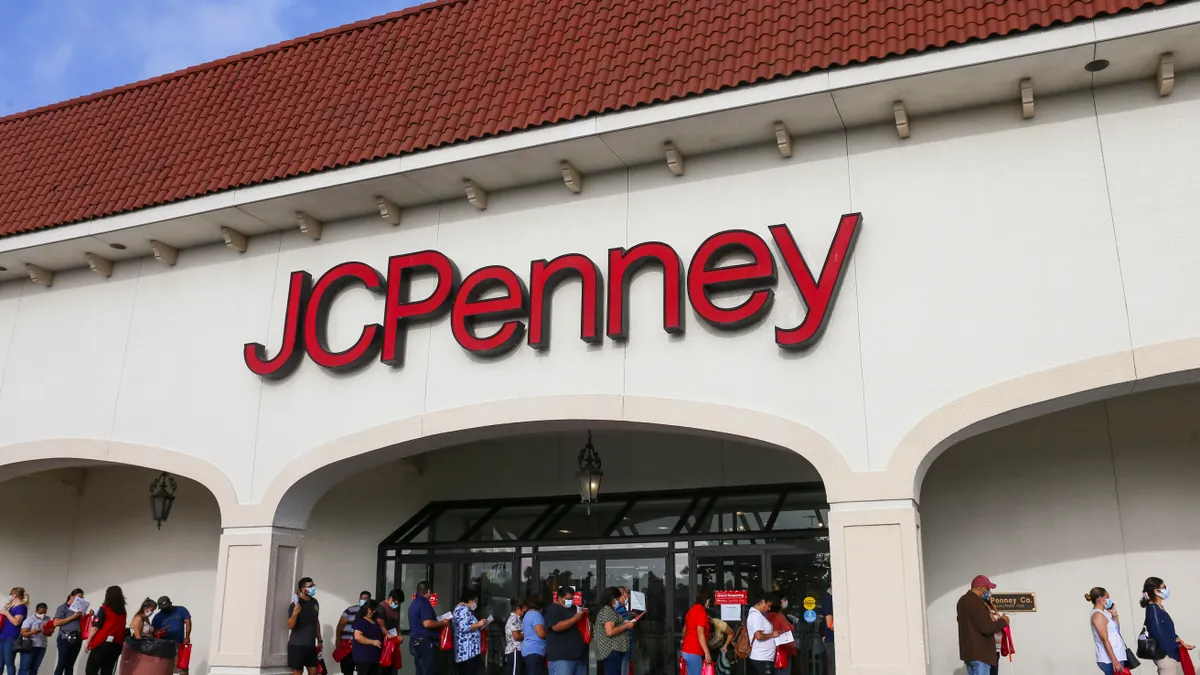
[921,383,1200,675]
[0,77,1197,514]
[0,468,221,675]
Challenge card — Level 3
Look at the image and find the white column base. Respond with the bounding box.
[828,499,929,675]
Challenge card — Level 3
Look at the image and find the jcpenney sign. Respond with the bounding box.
[244,213,862,380]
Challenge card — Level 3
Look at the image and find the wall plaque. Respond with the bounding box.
[990,593,1036,612]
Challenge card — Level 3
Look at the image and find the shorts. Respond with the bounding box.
[288,646,319,670]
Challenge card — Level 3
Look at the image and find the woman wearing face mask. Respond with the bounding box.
[337,592,372,675]
[85,586,127,675]
[453,590,489,675]
[128,599,158,640]
[1,588,29,675]
[504,601,527,675]
[17,603,50,675]
[595,588,636,675]
[767,594,796,675]
[681,590,712,675]
[352,600,385,675]
[1087,587,1130,675]
[1141,578,1194,675]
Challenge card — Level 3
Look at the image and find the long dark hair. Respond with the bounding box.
[1140,577,1164,608]
[103,586,127,616]
[459,589,480,604]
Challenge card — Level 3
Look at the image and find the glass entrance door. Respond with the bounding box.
[459,560,517,675]
[767,553,829,675]
[604,557,667,675]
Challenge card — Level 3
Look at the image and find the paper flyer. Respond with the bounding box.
[774,631,795,647]
[69,598,90,614]
[629,591,646,612]
[720,604,741,622]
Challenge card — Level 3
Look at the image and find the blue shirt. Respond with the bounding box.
[453,605,481,663]
[351,617,384,664]
[408,595,437,639]
[1145,604,1180,661]
[820,593,833,643]
[521,610,547,656]
[151,606,191,644]
[0,604,27,640]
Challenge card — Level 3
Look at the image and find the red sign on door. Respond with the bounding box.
[713,590,748,605]
[412,592,439,607]
[552,591,584,605]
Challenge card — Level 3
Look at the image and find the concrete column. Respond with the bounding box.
[208,527,305,675]
[827,499,929,675]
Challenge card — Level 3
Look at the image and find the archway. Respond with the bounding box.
[0,441,236,675]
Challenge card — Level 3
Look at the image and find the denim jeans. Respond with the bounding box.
[548,659,587,675]
[409,638,436,675]
[53,636,82,675]
[681,653,703,675]
[523,653,547,675]
[0,638,18,675]
[18,647,46,675]
[963,661,991,675]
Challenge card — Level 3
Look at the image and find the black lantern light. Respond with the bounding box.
[575,431,603,514]
[149,472,178,529]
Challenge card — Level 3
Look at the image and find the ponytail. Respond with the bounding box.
[1086,587,1107,604]
[1140,577,1164,609]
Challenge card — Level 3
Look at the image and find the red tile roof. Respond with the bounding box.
[0,0,1168,238]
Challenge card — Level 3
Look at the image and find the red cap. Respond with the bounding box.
[971,575,997,589]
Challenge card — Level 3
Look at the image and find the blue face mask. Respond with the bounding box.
[1157,588,1171,600]
[359,599,367,607]
[1104,598,1114,610]
[390,602,399,610]
[982,590,991,601]
[616,601,624,610]
[307,586,317,598]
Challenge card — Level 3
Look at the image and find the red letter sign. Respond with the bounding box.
[528,253,603,350]
[606,242,684,340]
[687,230,777,329]
[304,261,386,372]
[771,213,862,349]
[452,266,529,356]
[381,251,459,366]
[244,271,312,380]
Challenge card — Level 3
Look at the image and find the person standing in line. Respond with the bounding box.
[52,589,85,675]
[819,590,834,675]
[151,596,192,674]
[545,586,588,675]
[351,600,385,675]
[407,581,450,675]
[520,596,548,675]
[84,586,127,675]
[453,590,488,675]
[376,591,403,675]
[1141,577,1194,675]
[615,588,633,675]
[129,599,158,640]
[287,577,323,675]
[746,591,779,675]
[594,588,635,675]
[1,588,29,675]
[18,603,50,675]
[766,595,795,675]
[681,591,712,675]
[1086,587,1130,675]
[504,600,528,675]
[337,592,372,675]
[956,576,1009,675]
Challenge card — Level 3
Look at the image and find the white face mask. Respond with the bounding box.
[36,613,46,620]
[359,599,367,607]
[563,599,574,608]
[468,602,478,611]
[781,600,789,610]
[145,609,154,617]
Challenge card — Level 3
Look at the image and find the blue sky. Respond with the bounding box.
[0,0,423,117]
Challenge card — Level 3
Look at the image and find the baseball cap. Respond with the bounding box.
[157,596,172,608]
[971,575,997,589]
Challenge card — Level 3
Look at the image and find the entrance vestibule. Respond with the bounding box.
[379,485,831,675]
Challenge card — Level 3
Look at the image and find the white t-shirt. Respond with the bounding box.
[746,608,775,661]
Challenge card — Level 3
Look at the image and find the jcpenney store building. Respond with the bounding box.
[1,0,1198,674]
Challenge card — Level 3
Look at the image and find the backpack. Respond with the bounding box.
[732,624,752,660]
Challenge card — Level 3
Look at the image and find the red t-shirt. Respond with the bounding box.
[682,605,710,655]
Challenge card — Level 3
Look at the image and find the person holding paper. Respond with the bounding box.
[545,586,588,675]
[615,589,633,675]
[376,590,404,675]
[352,600,385,675]
[286,577,323,675]
[453,590,489,675]
[594,588,635,675]
[52,590,86,675]
[681,590,712,675]
[746,591,779,675]
[767,595,796,675]
[407,581,449,675]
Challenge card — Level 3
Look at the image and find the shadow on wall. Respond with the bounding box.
[0,466,222,675]
[920,384,1200,675]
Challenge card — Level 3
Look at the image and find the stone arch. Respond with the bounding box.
[0,438,241,526]
[254,394,855,529]
[887,337,1200,500]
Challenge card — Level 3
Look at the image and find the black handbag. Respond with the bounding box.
[1125,647,1141,669]
[14,637,34,653]
[1137,625,1166,661]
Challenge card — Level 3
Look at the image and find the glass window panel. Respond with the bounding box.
[539,559,598,607]
[606,558,667,675]
[543,502,624,539]
[611,498,691,536]
[470,504,550,541]
[694,494,781,534]
[672,552,689,632]
[397,562,429,631]
[770,493,830,531]
[405,507,491,542]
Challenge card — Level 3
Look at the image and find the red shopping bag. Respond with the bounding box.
[1179,648,1196,675]
[578,611,591,644]
[380,637,397,668]
[1000,625,1015,660]
[80,612,93,640]
[439,624,453,651]
[774,648,788,669]
[480,631,488,655]
[332,640,352,663]
[316,658,328,675]
[678,656,687,675]
[42,620,56,637]
[176,644,193,670]
[700,662,716,675]
[629,659,634,675]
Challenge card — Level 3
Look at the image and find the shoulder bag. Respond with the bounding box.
[1137,610,1167,662]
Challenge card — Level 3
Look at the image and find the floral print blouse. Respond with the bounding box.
[453,604,481,663]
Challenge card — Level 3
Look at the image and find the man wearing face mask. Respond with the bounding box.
[545,586,588,675]
[287,578,323,675]
[408,582,450,675]
[337,592,372,675]
[956,575,1009,675]
[376,591,404,675]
